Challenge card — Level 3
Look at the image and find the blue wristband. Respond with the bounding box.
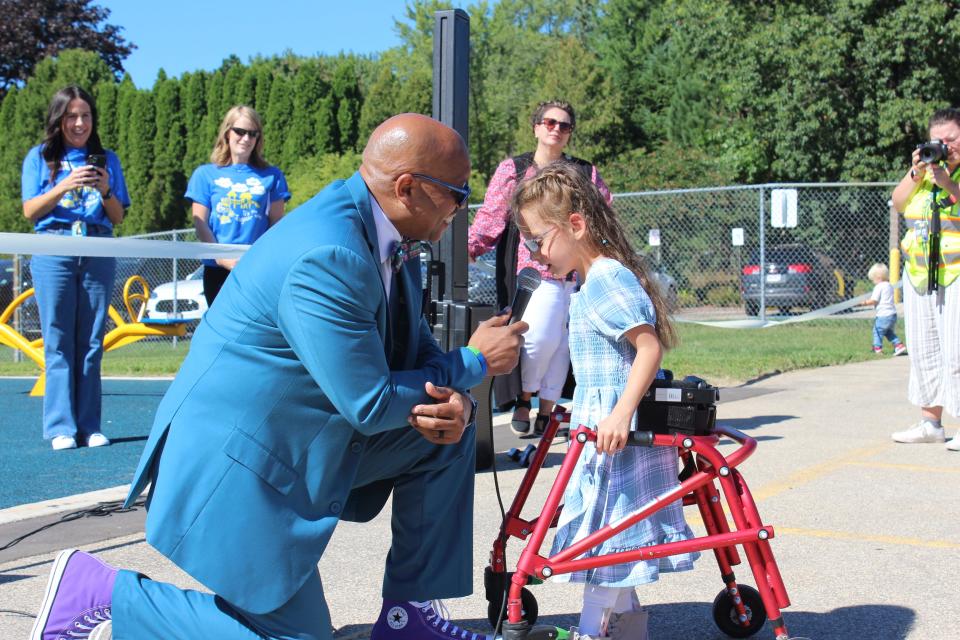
[465,345,488,375]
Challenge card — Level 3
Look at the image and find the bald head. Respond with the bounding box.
[361,113,468,185]
[359,113,471,240]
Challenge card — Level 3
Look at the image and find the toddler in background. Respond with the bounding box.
[864,263,906,356]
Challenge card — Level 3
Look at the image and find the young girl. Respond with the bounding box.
[512,163,698,639]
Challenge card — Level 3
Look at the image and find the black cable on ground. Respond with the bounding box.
[0,496,146,553]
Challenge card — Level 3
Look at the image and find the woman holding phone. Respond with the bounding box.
[21,85,130,450]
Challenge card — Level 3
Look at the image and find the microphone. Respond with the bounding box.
[508,267,541,324]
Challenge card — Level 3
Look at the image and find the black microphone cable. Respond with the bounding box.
[0,496,146,554]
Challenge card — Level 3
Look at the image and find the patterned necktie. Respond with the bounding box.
[390,238,425,273]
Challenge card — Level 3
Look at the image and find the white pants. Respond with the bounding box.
[519,279,574,403]
[903,275,960,417]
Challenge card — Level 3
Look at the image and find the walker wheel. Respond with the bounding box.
[712,584,766,638]
[487,587,538,632]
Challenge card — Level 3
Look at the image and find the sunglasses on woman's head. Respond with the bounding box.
[538,118,573,133]
[230,126,260,140]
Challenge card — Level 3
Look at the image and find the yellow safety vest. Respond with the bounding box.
[900,171,960,291]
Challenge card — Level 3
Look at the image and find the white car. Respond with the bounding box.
[145,267,208,322]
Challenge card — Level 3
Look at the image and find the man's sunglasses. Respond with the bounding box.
[537,117,573,134]
[230,126,260,139]
[411,173,472,208]
[523,226,557,253]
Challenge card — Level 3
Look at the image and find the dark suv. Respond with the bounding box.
[740,243,849,315]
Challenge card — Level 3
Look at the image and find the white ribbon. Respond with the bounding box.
[0,232,248,260]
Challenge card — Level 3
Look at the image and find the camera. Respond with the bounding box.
[86,153,107,169]
[917,140,949,164]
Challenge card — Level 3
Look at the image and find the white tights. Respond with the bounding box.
[578,584,640,636]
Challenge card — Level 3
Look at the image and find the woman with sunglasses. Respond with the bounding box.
[187,105,291,305]
[21,85,131,451]
[468,100,612,436]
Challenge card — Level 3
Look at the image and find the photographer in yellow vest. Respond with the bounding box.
[890,108,960,451]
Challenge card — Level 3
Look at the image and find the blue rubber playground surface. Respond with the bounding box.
[0,377,170,509]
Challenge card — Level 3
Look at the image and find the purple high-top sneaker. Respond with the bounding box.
[30,549,117,640]
[371,599,496,640]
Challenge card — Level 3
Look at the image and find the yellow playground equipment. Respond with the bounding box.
[0,274,189,397]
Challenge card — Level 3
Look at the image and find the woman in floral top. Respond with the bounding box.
[468,100,611,435]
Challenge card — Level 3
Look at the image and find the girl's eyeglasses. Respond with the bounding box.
[537,117,573,134]
[231,126,260,140]
[411,173,472,208]
[523,226,557,253]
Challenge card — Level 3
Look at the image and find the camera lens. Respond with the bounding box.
[918,140,948,164]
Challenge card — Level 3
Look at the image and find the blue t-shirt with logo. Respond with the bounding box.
[185,163,291,265]
[21,145,131,231]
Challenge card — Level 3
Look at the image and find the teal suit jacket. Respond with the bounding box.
[125,172,484,614]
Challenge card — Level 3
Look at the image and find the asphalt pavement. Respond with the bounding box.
[1,355,957,639]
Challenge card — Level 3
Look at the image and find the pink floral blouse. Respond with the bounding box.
[467,157,612,281]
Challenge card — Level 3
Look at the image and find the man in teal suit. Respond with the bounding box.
[31,114,527,640]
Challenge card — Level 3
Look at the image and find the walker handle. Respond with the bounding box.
[627,431,655,447]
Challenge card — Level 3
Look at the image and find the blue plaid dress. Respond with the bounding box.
[550,258,698,587]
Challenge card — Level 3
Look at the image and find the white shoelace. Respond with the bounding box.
[410,600,495,640]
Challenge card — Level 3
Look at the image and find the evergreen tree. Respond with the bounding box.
[94,81,118,150]
[358,60,401,143]
[253,64,273,116]
[113,75,137,190]
[314,93,339,155]
[265,73,294,167]
[221,63,247,112]
[236,64,257,108]
[0,89,27,232]
[203,71,224,150]
[147,75,187,230]
[283,61,328,163]
[120,89,156,235]
[181,71,209,174]
[332,60,361,152]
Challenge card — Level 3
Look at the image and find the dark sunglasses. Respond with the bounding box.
[538,117,573,133]
[230,126,260,139]
[411,173,472,208]
[523,226,557,253]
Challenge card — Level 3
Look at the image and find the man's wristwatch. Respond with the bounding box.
[102,188,113,201]
[466,392,479,427]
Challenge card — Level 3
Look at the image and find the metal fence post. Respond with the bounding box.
[12,254,22,363]
[888,198,901,303]
[758,185,766,322]
[172,233,179,348]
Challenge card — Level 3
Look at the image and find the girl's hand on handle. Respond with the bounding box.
[596,412,631,455]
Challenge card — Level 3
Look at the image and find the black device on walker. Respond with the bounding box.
[635,374,719,436]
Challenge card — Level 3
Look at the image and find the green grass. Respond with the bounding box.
[0,318,897,387]
[0,339,190,377]
[663,318,899,386]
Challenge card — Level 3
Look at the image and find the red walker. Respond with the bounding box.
[483,379,794,640]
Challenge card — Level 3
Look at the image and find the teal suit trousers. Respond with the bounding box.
[113,423,476,639]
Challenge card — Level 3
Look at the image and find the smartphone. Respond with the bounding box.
[86,154,107,169]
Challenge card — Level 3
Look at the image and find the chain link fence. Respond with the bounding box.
[1,183,898,366]
[610,183,898,321]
